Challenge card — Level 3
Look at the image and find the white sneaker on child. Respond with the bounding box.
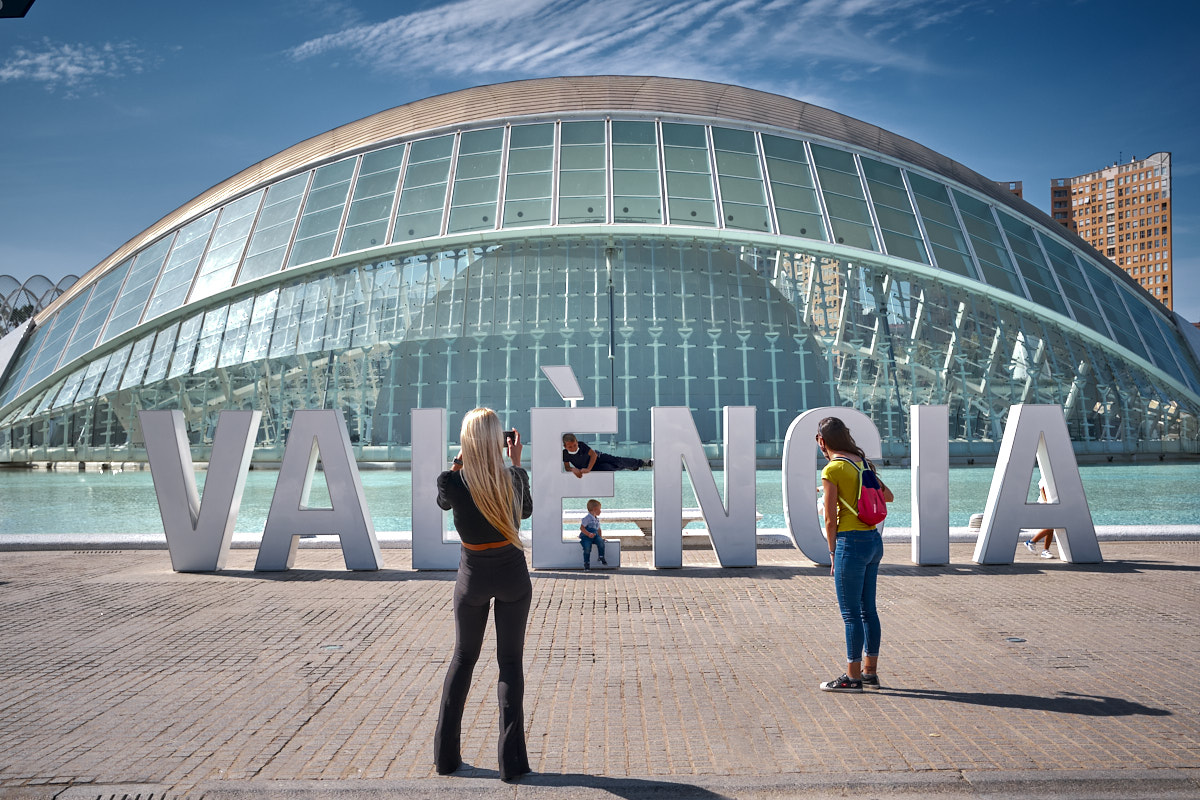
[1038,549,1054,559]
[1023,541,1036,553]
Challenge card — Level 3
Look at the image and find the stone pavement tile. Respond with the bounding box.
[0,542,1198,797]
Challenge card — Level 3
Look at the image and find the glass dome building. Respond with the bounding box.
[2,76,1198,464]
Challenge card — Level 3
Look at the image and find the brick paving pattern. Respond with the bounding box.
[1,542,1198,797]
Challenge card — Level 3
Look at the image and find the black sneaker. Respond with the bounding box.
[819,674,863,693]
[642,459,653,468]
[599,557,608,565]
[861,673,880,690]
[584,563,591,570]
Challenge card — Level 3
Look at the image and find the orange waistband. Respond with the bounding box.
[460,540,513,551]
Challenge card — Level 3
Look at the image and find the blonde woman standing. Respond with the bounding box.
[434,408,533,782]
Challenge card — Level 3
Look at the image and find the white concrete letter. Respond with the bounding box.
[255,409,383,571]
[529,406,621,570]
[141,409,259,573]
[911,405,950,565]
[781,407,882,565]
[973,404,1102,564]
[410,407,460,570]
[651,406,757,569]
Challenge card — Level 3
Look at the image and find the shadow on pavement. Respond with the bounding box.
[881,688,1171,716]
[489,770,732,798]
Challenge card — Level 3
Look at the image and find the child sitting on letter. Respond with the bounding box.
[580,499,608,570]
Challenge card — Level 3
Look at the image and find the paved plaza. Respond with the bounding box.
[1,541,1199,799]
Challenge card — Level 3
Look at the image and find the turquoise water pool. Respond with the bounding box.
[1,463,1196,534]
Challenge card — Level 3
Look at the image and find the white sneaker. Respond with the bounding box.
[1023,541,1036,553]
[1038,549,1054,559]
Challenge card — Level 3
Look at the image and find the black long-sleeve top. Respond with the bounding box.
[436,466,533,545]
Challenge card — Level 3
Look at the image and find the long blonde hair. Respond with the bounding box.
[459,408,522,548]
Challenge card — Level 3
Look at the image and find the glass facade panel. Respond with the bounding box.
[168,313,203,380]
[861,158,929,264]
[119,333,155,390]
[218,297,255,367]
[810,144,878,251]
[286,158,355,268]
[339,144,405,255]
[1082,264,1149,361]
[143,324,179,385]
[558,121,606,224]
[395,135,454,240]
[663,123,716,227]
[101,238,173,344]
[997,212,1069,317]
[144,211,218,322]
[761,135,824,241]
[238,173,308,284]
[447,128,503,234]
[19,292,90,393]
[97,343,131,396]
[242,289,279,363]
[612,121,662,224]
[1037,234,1107,334]
[952,191,1024,297]
[906,173,975,279]
[190,190,264,302]
[712,127,769,233]
[59,262,130,368]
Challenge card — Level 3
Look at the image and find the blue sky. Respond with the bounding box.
[2,0,1198,319]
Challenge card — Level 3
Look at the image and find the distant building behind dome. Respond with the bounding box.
[1,274,78,336]
[1,76,1198,464]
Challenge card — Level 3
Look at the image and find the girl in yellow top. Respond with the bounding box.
[818,416,893,693]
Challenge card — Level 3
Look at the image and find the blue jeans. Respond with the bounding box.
[580,535,605,564]
[833,529,883,663]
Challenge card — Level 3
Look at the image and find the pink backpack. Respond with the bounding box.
[834,456,888,527]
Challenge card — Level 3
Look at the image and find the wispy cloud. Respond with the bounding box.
[0,39,147,96]
[287,0,965,98]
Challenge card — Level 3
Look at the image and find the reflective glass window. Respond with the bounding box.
[20,292,90,392]
[168,313,204,380]
[0,323,52,407]
[34,377,65,415]
[612,121,662,224]
[502,123,553,228]
[861,158,928,263]
[339,143,405,255]
[997,212,1068,316]
[296,278,329,355]
[192,306,229,373]
[190,190,265,302]
[448,128,503,234]
[558,121,606,224]
[144,211,219,322]
[97,343,132,396]
[269,283,304,358]
[75,356,108,403]
[1150,312,1200,393]
[101,237,173,343]
[810,144,877,251]
[218,297,255,368]
[60,261,131,368]
[952,191,1023,297]
[242,289,279,363]
[119,332,156,390]
[761,135,824,240]
[395,134,454,240]
[143,323,179,385]
[663,123,716,227]
[1081,264,1149,360]
[51,367,87,409]
[906,173,975,279]
[286,157,356,268]
[1037,234,1107,334]
[238,173,308,284]
[712,127,769,232]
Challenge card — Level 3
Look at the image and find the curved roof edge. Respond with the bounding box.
[40,75,1153,322]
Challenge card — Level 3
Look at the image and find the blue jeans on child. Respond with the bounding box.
[580,535,605,565]
[833,528,883,663]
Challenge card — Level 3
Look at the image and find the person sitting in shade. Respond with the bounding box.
[561,433,651,478]
[579,499,608,569]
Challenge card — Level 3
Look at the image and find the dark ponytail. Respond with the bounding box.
[817,416,867,462]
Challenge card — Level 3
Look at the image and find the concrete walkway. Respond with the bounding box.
[1,541,1199,799]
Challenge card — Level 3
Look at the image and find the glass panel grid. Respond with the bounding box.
[394,134,454,241]
[101,238,173,344]
[663,122,715,227]
[144,211,219,322]
[286,158,356,269]
[238,172,308,284]
[558,121,606,225]
[338,143,405,255]
[189,190,265,302]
